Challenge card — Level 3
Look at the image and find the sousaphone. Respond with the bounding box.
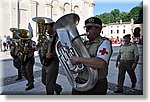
[16,29,33,40]
[32,17,54,35]
[10,28,19,39]
[54,13,98,91]
[32,17,54,48]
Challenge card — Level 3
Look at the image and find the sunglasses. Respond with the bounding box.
[84,26,94,30]
[84,25,100,30]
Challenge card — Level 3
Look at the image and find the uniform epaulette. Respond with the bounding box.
[130,42,137,46]
[101,37,109,40]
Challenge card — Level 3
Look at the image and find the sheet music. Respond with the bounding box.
[56,28,72,48]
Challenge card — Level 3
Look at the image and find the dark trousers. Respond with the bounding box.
[17,69,22,78]
[72,78,108,95]
[41,58,60,95]
[21,57,35,84]
[117,60,137,90]
[25,57,35,84]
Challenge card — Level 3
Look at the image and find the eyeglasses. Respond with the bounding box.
[84,25,101,30]
[84,26,94,30]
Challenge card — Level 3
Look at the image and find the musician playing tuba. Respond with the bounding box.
[32,17,62,95]
[70,17,113,95]
[9,28,22,81]
[17,29,37,91]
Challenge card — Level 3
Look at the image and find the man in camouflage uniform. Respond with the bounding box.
[39,21,62,95]
[114,34,139,93]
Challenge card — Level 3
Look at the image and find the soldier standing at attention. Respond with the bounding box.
[114,34,139,93]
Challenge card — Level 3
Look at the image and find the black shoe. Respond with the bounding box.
[26,83,29,86]
[15,77,22,81]
[131,83,136,88]
[26,80,34,86]
[25,84,34,91]
[114,90,123,93]
[55,84,63,95]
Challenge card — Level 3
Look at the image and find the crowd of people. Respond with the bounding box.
[4,13,141,95]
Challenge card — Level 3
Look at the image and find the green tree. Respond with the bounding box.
[110,9,121,22]
[134,7,143,24]
[135,2,143,24]
[120,12,130,22]
[95,5,142,24]
[129,6,141,22]
[96,13,114,24]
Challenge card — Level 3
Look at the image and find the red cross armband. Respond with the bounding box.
[96,40,112,63]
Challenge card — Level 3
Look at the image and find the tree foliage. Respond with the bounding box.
[129,6,141,22]
[95,5,143,24]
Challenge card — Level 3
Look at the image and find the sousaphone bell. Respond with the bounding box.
[10,28,19,39]
[16,29,33,40]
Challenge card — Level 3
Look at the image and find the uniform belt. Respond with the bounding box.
[120,59,135,62]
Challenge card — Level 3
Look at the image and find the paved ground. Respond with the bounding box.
[0,45,143,95]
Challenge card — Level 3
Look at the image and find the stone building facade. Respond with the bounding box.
[0,0,94,41]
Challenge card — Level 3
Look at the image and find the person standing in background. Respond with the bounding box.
[3,35,7,51]
[114,34,139,93]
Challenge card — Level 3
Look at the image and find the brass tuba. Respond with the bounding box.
[53,13,98,91]
[15,29,32,62]
[16,29,33,40]
[10,28,19,39]
[32,17,54,49]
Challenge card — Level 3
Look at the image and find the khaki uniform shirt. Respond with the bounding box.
[119,43,139,60]
[80,36,112,80]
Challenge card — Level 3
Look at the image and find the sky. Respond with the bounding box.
[93,0,143,15]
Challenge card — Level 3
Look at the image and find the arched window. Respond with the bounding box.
[51,0,59,19]
[74,5,80,14]
[64,3,70,14]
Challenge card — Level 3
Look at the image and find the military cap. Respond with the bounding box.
[123,34,131,38]
[85,17,102,26]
